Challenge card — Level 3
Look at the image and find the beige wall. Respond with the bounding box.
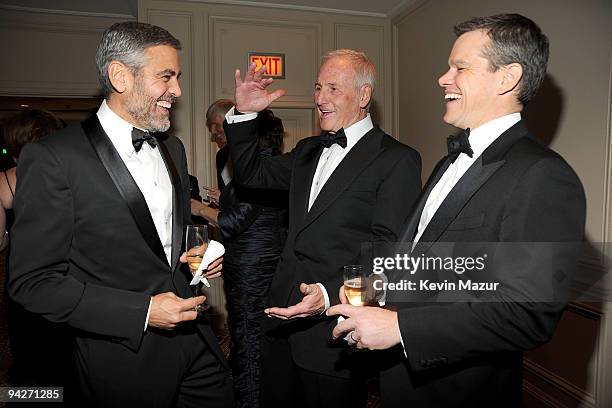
[394,1,612,406]
[0,9,131,97]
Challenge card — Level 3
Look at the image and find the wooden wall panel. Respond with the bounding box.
[524,304,600,407]
[211,16,321,107]
[0,9,128,97]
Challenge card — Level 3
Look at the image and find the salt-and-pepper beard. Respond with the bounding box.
[125,74,174,132]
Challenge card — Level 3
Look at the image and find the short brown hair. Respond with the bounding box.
[3,110,64,158]
[454,14,549,106]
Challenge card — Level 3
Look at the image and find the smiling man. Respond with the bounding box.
[8,22,232,407]
[327,14,586,408]
[223,49,421,407]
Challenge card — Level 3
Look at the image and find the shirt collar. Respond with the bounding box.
[342,114,374,149]
[467,112,521,158]
[97,99,145,157]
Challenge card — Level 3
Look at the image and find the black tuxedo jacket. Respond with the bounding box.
[225,118,421,377]
[381,120,586,407]
[8,116,226,386]
[216,145,230,191]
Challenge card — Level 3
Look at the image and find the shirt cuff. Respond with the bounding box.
[316,283,330,312]
[225,106,258,124]
[144,297,152,331]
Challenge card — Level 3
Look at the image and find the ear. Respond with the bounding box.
[107,60,133,94]
[498,63,523,95]
[359,84,373,109]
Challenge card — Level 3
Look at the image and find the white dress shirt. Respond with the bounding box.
[413,113,521,246]
[308,115,373,209]
[226,109,374,310]
[221,163,232,186]
[97,100,174,329]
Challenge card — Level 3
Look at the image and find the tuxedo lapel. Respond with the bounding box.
[291,140,324,226]
[82,115,168,266]
[298,128,384,234]
[414,157,505,254]
[155,136,183,272]
[399,157,452,244]
[413,120,529,255]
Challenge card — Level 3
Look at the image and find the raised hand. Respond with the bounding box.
[235,62,286,113]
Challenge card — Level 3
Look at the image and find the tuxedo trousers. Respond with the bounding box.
[74,322,234,408]
[260,331,367,408]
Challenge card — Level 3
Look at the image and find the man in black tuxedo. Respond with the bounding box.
[224,50,421,407]
[328,14,586,407]
[8,22,232,407]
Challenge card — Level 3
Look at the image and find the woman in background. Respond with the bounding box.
[192,108,288,408]
[0,109,68,388]
[0,110,65,239]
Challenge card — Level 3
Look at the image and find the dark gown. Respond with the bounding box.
[217,147,287,408]
[2,180,74,393]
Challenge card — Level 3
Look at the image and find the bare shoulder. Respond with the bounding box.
[0,168,16,209]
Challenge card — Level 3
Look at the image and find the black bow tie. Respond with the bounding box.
[447,128,473,163]
[132,128,157,152]
[320,129,347,148]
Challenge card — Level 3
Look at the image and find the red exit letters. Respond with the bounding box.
[248,53,285,78]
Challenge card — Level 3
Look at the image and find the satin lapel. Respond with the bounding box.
[155,135,183,272]
[399,157,452,244]
[291,140,324,226]
[414,157,504,254]
[82,115,168,266]
[299,128,383,234]
[413,121,528,254]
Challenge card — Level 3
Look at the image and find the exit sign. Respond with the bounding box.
[248,52,285,79]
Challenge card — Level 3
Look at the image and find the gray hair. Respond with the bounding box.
[206,99,234,127]
[96,21,181,97]
[321,49,376,92]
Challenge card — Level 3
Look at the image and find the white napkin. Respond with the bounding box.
[189,240,225,287]
[337,316,353,342]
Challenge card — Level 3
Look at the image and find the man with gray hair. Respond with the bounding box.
[8,21,233,406]
[225,49,421,407]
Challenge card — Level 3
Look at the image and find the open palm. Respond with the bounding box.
[234,62,286,113]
